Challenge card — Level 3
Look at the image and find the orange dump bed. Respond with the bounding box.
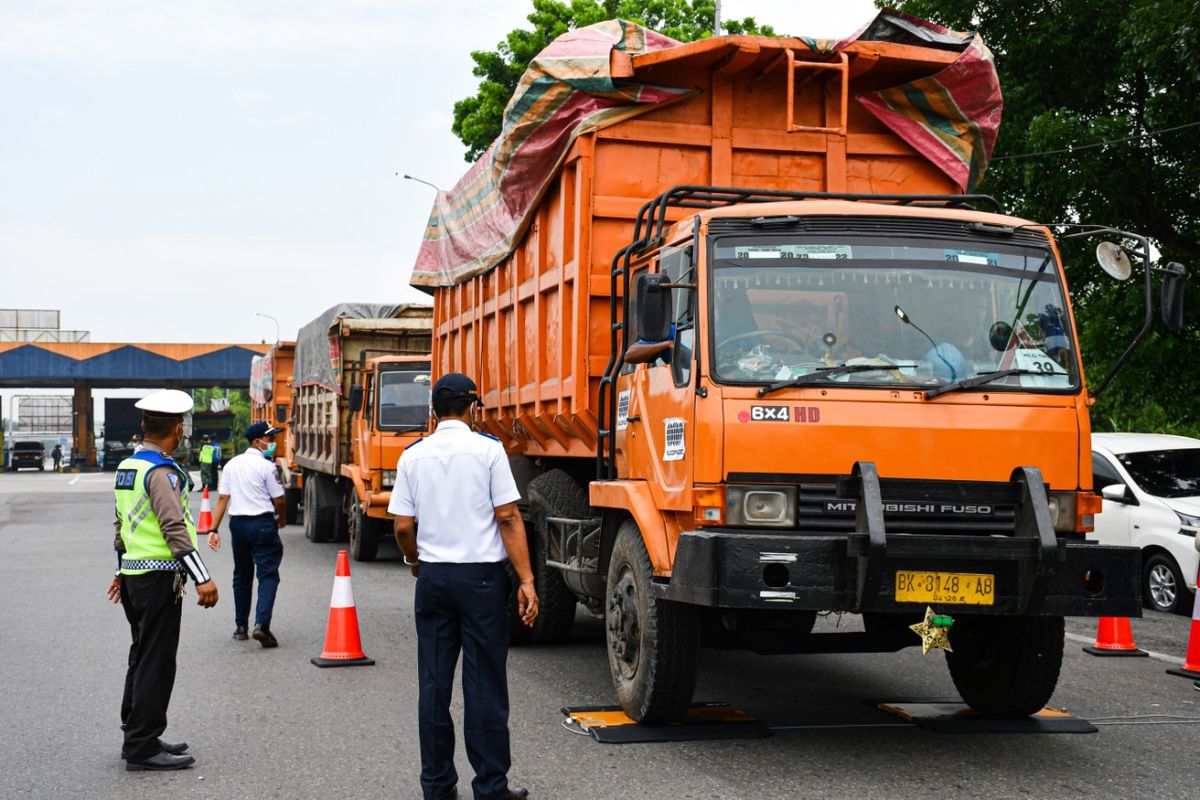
[434,36,965,458]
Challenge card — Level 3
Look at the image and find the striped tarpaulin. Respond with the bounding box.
[846,12,1002,194]
[411,14,1001,288]
[410,20,693,289]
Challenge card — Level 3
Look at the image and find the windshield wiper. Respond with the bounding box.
[924,369,1043,400]
[757,364,915,397]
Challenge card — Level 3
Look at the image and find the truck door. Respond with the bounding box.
[620,247,696,511]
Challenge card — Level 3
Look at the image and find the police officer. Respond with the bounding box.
[106,389,218,771]
[205,421,287,646]
[198,436,215,490]
[389,373,538,800]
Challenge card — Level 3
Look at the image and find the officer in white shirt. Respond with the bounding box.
[389,373,538,800]
[205,421,287,647]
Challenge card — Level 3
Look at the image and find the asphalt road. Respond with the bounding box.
[2,470,1199,799]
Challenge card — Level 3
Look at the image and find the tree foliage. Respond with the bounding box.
[887,0,1200,435]
[452,0,775,161]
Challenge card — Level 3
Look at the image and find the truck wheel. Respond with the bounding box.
[285,488,301,525]
[1143,551,1187,614]
[524,470,585,644]
[349,501,380,562]
[605,520,700,724]
[946,615,1064,717]
[303,474,330,543]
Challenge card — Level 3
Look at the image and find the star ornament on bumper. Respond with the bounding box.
[910,606,954,655]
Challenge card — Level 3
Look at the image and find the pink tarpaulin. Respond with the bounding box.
[411,14,1002,289]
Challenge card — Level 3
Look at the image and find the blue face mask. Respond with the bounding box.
[262,442,277,459]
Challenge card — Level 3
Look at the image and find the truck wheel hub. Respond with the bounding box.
[607,572,640,677]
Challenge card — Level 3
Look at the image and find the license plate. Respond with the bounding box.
[895,570,995,605]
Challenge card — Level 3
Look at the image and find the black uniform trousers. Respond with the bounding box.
[414,561,512,800]
[120,570,183,761]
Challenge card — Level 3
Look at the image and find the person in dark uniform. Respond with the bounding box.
[389,373,539,800]
[106,389,219,771]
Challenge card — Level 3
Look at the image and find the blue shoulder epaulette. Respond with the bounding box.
[404,438,425,450]
[476,431,500,442]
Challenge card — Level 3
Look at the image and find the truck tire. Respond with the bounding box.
[349,501,381,562]
[605,519,700,724]
[946,615,1064,717]
[303,474,331,543]
[285,488,301,525]
[523,470,586,644]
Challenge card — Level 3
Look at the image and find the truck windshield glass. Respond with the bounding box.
[378,369,431,430]
[1116,448,1200,499]
[709,237,1078,392]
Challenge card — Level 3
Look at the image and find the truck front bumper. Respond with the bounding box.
[656,529,1140,617]
[655,463,1141,618]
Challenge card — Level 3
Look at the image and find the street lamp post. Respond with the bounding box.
[255,312,281,344]
[400,173,441,192]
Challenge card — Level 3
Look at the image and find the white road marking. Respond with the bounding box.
[70,475,80,485]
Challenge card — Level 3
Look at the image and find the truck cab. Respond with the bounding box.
[341,355,431,560]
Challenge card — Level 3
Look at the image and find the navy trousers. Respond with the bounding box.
[414,561,512,800]
[120,571,182,760]
[229,513,283,629]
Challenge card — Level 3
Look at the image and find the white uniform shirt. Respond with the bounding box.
[218,447,284,516]
[387,420,521,563]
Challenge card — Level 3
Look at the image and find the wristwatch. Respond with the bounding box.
[403,554,418,566]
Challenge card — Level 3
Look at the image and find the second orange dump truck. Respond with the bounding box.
[414,18,1186,723]
[288,304,433,560]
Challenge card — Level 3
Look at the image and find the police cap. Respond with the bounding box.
[135,389,194,418]
[244,421,283,441]
[431,373,479,403]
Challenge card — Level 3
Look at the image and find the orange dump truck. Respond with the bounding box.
[250,341,302,522]
[414,19,1185,723]
[291,304,433,560]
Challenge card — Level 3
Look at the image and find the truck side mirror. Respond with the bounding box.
[635,272,672,344]
[348,384,364,413]
[1161,263,1186,334]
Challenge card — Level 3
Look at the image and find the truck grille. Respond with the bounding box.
[795,478,1016,536]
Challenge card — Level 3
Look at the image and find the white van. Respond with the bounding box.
[1090,432,1200,614]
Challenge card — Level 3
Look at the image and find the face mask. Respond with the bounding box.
[263,442,277,459]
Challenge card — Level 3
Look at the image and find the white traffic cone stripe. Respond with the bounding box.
[330,575,355,609]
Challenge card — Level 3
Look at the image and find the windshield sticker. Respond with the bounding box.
[663,418,685,462]
[943,249,999,266]
[1014,348,1067,375]
[733,244,852,260]
[616,391,630,431]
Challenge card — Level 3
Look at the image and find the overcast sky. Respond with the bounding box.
[0,0,877,347]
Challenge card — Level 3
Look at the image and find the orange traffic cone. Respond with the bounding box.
[1082,617,1148,657]
[1166,580,1200,679]
[311,550,375,668]
[197,487,213,532]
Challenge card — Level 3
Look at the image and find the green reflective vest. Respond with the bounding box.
[199,444,214,464]
[114,451,198,574]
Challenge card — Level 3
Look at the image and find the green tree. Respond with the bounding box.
[886,0,1200,435]
[452,0,776,161]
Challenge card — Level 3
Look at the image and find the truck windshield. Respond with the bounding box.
[709,236,1078,392]
[378,369,431,431]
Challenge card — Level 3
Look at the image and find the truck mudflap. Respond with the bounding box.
[655,462,1142,618]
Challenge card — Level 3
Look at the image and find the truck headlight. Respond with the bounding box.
[1047,491,1077,533]
[726,485,796,528]
[382,470,396,488]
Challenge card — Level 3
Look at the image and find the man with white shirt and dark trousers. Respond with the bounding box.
[204,421,287,647]
[389,373,538,800]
